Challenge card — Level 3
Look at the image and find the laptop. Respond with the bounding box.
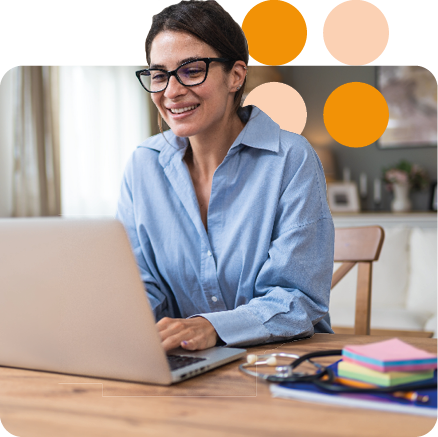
[0,218,246,385]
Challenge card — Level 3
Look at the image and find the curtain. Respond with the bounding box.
[12,66,61,217]
[58,67,151,217]
[8,66,150,218]
[0,68,15,217]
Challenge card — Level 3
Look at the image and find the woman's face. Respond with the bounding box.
[149,31,238,139]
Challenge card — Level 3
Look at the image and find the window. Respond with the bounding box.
[59,66,150,217]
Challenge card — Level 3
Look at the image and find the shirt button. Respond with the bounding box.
[211,296,218,302]
[207,250,212,256]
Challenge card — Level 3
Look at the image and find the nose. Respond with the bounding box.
[164,75,187,99]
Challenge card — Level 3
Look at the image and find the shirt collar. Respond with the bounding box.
[138,129,187,168]
[141,105,280,168]
[229,106,280,153]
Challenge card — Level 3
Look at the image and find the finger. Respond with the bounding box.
[157,319,185,341]
[162,332,189,352]
[181,333,215,351]
[161,326,196,351]
[181,339,197,351]
[156,317,172,332]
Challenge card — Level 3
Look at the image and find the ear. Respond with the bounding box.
[228,60,247,92]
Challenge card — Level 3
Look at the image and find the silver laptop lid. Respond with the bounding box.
[0,218,173,385]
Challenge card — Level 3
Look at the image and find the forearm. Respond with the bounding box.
[199,286,330,347]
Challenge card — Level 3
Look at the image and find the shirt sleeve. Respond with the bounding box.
[115,154,171,319]
[198,141,335,347]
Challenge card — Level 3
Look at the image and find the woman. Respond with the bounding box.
[116,0,334,352]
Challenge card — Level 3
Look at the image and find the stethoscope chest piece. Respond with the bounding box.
[239,350,343,383]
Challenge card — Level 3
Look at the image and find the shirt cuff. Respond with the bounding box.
[194,307,272,347]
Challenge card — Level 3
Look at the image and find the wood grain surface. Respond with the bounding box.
[1,334,436,437]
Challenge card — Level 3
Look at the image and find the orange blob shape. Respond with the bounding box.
[242,1,307,65]
[324,82,389,148]
[243,82,307,134]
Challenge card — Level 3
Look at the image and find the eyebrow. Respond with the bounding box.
[149,56,202,70]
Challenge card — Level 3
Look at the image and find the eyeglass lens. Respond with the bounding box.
[140,60,208,92]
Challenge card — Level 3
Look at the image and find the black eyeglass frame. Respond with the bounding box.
[135,57,232,93]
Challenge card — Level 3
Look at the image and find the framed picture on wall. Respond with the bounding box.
[429,181,438,212]
[376,66,437,149]
[327,182,360,213]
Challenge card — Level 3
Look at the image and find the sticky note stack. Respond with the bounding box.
[338,338,437,387]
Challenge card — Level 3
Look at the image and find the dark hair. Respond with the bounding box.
[145,0,249,118]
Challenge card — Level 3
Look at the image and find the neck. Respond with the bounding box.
[185,112,244,179]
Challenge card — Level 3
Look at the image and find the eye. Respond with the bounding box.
[185,68,205,77]
[151,72,167,82]
[179,62,207,80]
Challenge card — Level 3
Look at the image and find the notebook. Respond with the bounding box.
[270,361,437,417]
[0,218,246,385]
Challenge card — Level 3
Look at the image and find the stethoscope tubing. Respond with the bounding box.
[239,349,437,393]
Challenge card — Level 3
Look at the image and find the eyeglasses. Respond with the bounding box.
[135,58,231,93]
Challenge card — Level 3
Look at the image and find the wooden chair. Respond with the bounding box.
[331,226,385,335]
[331,225,434,338]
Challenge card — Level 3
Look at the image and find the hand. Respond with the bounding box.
[156,316,219,352]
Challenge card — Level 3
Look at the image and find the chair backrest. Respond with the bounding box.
[331,226,385,335]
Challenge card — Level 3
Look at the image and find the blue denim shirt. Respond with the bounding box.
[116,106,334,347]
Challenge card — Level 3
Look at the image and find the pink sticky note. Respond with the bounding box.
[344,339,436,361]
[343,338,437,372]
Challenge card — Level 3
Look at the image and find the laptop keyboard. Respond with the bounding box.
[167,354,207,371]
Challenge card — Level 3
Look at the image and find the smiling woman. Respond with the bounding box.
[147,31,246,145]
[116,0,335,352]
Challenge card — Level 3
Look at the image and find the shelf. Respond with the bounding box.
[332,212,437,229]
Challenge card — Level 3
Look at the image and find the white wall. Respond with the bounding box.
[0,67,15,217]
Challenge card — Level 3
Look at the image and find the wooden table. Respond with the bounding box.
[0,334,436,437]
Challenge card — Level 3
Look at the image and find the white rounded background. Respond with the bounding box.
[243,82,307,134]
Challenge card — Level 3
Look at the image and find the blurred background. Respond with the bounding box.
[0,65,436,218]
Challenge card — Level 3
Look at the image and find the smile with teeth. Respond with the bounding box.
[169,104,199,114]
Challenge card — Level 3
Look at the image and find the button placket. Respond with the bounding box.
[202,162,228,311]
[201,244,226,311]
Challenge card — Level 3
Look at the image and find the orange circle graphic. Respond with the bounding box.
[324,82,389,148]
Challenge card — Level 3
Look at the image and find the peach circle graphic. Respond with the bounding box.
[324,82,389,148]
[243,82,307,134]
[326,0,438,65]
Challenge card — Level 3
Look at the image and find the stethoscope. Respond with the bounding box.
[239,349,437,394]
[239,349,338,383]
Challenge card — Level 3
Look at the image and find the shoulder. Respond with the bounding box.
[276,130,330,217]
[122,132,170,182]
[243,107,315,163]
[136,131,171,153]
[279,129,315,159]
[278,129,324,186]
[128,130,179,165]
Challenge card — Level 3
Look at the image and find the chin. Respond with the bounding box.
[165,121,199,138]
